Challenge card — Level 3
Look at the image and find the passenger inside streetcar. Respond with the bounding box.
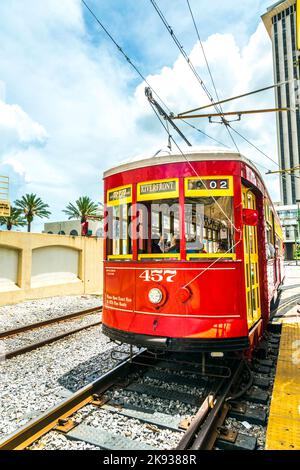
[168,235,180,253]
[151,233,163,254]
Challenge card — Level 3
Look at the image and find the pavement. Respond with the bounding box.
[271,263,300,325]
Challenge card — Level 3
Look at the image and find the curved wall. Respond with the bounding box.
[0,232,103,305]
[0,246,20,291]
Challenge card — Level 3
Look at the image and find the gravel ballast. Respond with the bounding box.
[0,313,101,354]
[0,325,131,439]
[0,295,102,332]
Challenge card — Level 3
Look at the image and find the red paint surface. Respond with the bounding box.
[102,159,284,349]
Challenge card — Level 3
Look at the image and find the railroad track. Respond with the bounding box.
[0,334,280,451]
[0,306,102,359]
[270,293,300,323]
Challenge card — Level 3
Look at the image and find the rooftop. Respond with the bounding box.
[261,0,295,37]
[103,145,262,179]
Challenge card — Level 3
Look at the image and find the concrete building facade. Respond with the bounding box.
[44,219,103,237]
[262,0,300,205]
[275,203,300,258]
[262,1,300,258]
[0,231,103,306]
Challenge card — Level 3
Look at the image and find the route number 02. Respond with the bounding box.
[139,269,177,283]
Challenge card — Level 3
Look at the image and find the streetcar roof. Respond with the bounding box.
[103,145,262,179]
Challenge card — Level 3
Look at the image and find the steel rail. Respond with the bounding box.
[0,306,102,340]
[4,321,102,359]
[176,360,244,450]
[270,294,300,320]
[0,349,149,450]
[190,360,244,450]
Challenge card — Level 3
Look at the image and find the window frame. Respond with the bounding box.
[105,175,238,262]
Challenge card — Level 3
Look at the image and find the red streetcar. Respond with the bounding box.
[102,148,284,354]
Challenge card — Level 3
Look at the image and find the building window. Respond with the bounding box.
[70,229,78,236]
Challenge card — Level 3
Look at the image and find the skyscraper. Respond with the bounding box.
[262,0,300,205]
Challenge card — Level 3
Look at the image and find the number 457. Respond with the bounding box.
[139,269,177,283]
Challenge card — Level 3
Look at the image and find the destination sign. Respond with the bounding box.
[107,185,132,206]
[188,178,229,191]
[138,179,179,201]
[185,176,233,196]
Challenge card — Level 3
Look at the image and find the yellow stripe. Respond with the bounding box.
[107,254,133,260]
[138,253,180,260]
[186,253,236,260]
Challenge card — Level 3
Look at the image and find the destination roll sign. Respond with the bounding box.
[107,185,132,206]
[137,178,179,201]
[185,176,233,196]
[188,178,229,191]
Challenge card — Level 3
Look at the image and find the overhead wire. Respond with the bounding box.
[82,0,286,202]
[81,0,228,150]
[184,0,296,185]
[82,0,287,289]
[150,0,241,152]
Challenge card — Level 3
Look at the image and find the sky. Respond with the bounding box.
[0,0,281,232]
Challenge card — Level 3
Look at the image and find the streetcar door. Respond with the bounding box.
[242,187,261,329]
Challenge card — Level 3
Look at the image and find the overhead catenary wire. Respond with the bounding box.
[149,100,243,289]
[82,0,285,186]
[148,100,240,233]
[183,0,294,182]
[229,124,300,180]
[150,0,241,153]
[81,0,229,150]
[186,0,221,106]
[81,0,282,290]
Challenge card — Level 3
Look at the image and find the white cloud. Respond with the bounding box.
[0,1,280,231]
[0,99,47,154]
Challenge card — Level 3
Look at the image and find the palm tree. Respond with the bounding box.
[63,196,99,236]
[0,206,27,231]
[14,194,51,232]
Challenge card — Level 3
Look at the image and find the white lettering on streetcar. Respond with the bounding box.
[139,269,177,283]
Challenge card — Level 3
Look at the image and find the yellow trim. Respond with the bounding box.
[137,178,179,201]
[185,175,233,197]
[275,221,283,240]
[297,0,300,50]
[186,253,236,260]
[242,186,261,329]
[107,254,133,260]
[138,253,181,260]
[107,184,132,206]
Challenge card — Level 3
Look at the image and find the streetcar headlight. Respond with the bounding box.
[148,287,163,305]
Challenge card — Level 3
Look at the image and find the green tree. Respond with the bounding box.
[15,193,51,232]
[0,206,27,231]
[63,196,100,236]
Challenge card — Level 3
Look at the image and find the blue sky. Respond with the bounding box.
[0,0,280,231]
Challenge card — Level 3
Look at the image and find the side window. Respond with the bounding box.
[136,178,180,260]
[184,176,235,260]
[106,185,132,260]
